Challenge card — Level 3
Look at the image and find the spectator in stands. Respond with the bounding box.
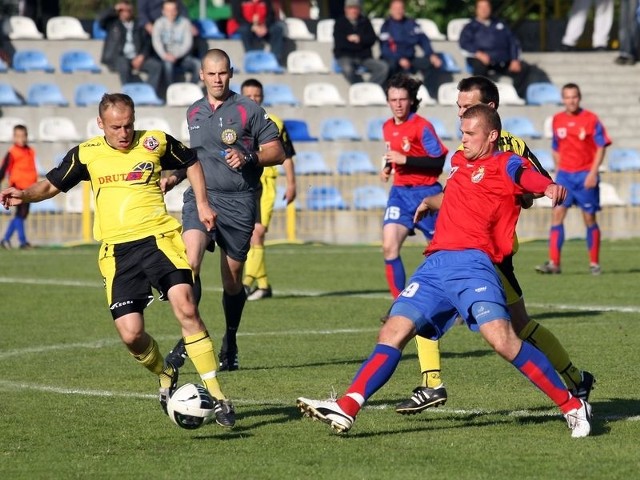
[99,1,163,98]
[151,0,201,90]
[614,0,639,65]
[230,0,286,66]
[19,0,59,34]
[379,0,443,98]
[0,124,37,250]
[459,0,532,99]
[333,0,389,86]
[561,0,613,51]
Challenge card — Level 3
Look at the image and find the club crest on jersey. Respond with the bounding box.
[557,127,567,139]
[402,136,411,152]
[221,128,237,145]
[143,136,159,151]
[471,166,485,183]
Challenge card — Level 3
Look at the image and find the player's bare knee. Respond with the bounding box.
[378,315,415,349]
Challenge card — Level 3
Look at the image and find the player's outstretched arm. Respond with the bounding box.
[413,192,444,223]
[0,179,60,209]
[544,183,567,207]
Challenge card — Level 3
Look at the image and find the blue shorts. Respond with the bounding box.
[384,184,443,240]
[389,250,508,339]
[555,170,600,214]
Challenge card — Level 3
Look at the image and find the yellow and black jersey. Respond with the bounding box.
[46,130,197,244]
[262,113,296,179]
[497,130,551,179]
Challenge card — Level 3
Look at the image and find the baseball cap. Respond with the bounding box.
[345,0,361,7]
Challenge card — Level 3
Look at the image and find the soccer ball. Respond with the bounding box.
[166,383,216,430]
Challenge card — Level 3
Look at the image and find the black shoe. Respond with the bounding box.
[560,43,575,52]
[218,349,239,371]
[0,239,11,249]
[158,362,179,415]
[570,371,596,402]
[19,242,32,250]
[395,385,448,415]
[212,398,236,427]
[165,338,188,369]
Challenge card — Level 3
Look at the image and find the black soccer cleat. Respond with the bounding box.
[213,399,236,428]
[165,338,188,369]
[571,371,596,402]
[395,385,448,415]
[218,349,239,372]
[158,362,179,415]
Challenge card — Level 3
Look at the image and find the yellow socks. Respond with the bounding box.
[518,319,582,389]
[244,245,268,289]
[184,330,226,400]
[415,336,443,388]
[132,337,164,375]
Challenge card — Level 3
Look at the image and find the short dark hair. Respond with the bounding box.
[13,124,28,134]
[99,93,135,119]
[457,76,500,109]
[461,103,502,133]
[384,73,422,113]
[562,82,581,99]
[241,78,263,92]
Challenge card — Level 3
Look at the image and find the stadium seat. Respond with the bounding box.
[273,185,288,210]
[2,16,44,39]
[303,82,346,106]
[442,150,455,173]
[60,50,101,73]
[416,18,446,41]
[283,119,318,142]
[437,52,462,73]
[38,116,81,142]
[446,18,470,42]
[284,17,314,40]
[287,50,329,74]
[0,83,24,106]
[166,82,203,106]
[366,117,386,141]
[437,82,459,105]
[263,83,299,106]
[193,18,225,39]
[92,19,107,40]
[306,186,347,210]
[502,116,542,139]
[337,151,377,175]
[417,84,437,106]
[607,148,640,172]
[0,117,28,142]
[370,18,384,36]
[30,198,63,214]
[320,117,361,141]
[428,116,453,140]
[630,183,640,206]
[526,82,562,106]
[243,50,284,74]
[348,82,387,106]
[86,118,103,138]
[180,119,190,142]
[543,115,554,139]
[13,49,55,73]
[353,185,388,210]
[600,182,625,206]
[295,151,332,175]
[26,83,69,106]
[0,57,8,73]
[135,117,173,135]
[163,183,189,212]
[496,83,526,105]
[316,19,334,43]
[74,82,108,107]
[532,149,555,173]
[122,82,164,105]
[64,185,94,213]
[46,16,90,39]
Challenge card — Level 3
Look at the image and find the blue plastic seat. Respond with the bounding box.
[531,149,555,173]
[366,117,386,141]
[0,57,8,73]
[122,82,163,106]
[92,19,107,40]
[427,116,453,140]
[283,119,318,142]
[295,151,332,175]
[0,83,24,106]
[526,82,562,106]
[194,18,225,39]
[353,185,388,210]
[320,117,361,141]
[263,83,299,106]
[74,82,108,107]
[60,50,101,73]
[243,50,284,74]
[13,49,55,73]
[437,52,462,73]
[607,148,640,172]
[29,198,62,213]
[26,83,69,106]
[337,151,377,175]
[306,186,348,210]
[502,116,541,139]
[630,183,640,206]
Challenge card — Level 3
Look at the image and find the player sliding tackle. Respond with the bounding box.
[297,104,592,438]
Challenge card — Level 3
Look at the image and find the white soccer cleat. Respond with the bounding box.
[564,399,592,438]
[297,397,354,433]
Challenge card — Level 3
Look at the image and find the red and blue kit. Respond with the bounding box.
[552,109,611,172]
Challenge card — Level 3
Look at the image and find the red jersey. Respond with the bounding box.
[426,150,530,263]
[552,108,611,173]
[383,113,448,187]
[0,144,37,190]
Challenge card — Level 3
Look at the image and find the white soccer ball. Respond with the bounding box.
[166,383,216,430]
